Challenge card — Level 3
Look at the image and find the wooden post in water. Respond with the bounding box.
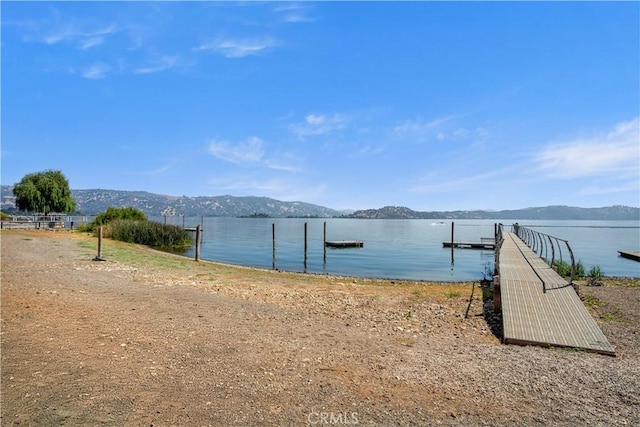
[195,224,201,262]
[323,221,327,265]
[272,223,276,269]
[451,222,455,264]
[304,222,308,272]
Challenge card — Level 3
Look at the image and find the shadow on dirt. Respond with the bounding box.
[480,278,503,340]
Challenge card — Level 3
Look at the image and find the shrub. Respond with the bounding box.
[552,259,585,279]
[78,207,147,232]
[94,206,147,225]
[575,260,585,278]
[588,265,604,279]
[104,219,192,248]
[552,260,572,277]
[587,265,604,286]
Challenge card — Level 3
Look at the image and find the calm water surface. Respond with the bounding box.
[160,218,639,282]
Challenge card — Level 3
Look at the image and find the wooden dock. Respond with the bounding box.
[618,250,640,262]
[443,241,495,249]
[496,232,615,356]
[325,240,363,248]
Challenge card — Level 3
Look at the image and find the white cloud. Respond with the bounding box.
[81,62,111,79]
[264,152,304,172]
[127,163,174,176]
[134,55,179,74]
[393,116,455,136]
[79,36,104,50]
[274,3,315,23]
[193,37,279,58]
[410,169,510,194]
[580,180,640,196]
[289,113,348,138]
[42,23,118,49]
[209,174,326,202]
[208,136,265,164]
[536,117,640,179]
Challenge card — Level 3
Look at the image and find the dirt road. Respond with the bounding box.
[1,230,638,426]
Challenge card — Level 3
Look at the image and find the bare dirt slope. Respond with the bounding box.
[1,230,638,426]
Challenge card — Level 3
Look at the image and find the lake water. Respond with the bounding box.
[157,217,639,282]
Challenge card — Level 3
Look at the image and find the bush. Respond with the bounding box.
[78,207,147,232]
[588,265,604,279]
[94,206,147,225]
[552,259,585,279]
[575,260,585,278]
[104,219,192,248]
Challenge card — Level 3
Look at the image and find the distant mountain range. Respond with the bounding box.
[1,185,638,220]
[0,186,343,218]
[348,205,639,220]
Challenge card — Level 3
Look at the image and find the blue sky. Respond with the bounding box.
[2,1,639,211]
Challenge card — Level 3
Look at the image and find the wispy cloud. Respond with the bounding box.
[126,163,174,176]
[264,152,304,173]
[410,168,513,194]
[193,36,279,58]
[393,115,488,145]
[80,62,111,79]
[134,55,179,74]
[209,136,265,165]
[274,3,315,23]
[536,117,640,179]
[79,36,104,50]
[289,113,348,139]
[208,174,326,202]
[42,23,118,49]
[393,116,455,135]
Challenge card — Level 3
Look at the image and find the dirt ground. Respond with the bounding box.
[1,230,639,426]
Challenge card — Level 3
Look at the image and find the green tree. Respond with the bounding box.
[13,170,76,215]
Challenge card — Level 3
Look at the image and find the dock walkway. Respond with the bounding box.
[497,232,615,355]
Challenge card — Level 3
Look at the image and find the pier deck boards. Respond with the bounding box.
[498,232,615,356]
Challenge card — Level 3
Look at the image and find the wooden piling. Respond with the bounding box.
[323,221,327,246]
[451,222,455,264]
[195,224,201,262]
[304,222,308,272]
[323,221,327,264]
[272,223,276,269]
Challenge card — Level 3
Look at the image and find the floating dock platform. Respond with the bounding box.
[442,241,495,250]
[325,240,364,248]
[618,250,640,262]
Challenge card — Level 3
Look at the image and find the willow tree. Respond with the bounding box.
[13,170,76,215]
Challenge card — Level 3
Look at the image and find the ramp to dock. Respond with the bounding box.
[497,232,615,356]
